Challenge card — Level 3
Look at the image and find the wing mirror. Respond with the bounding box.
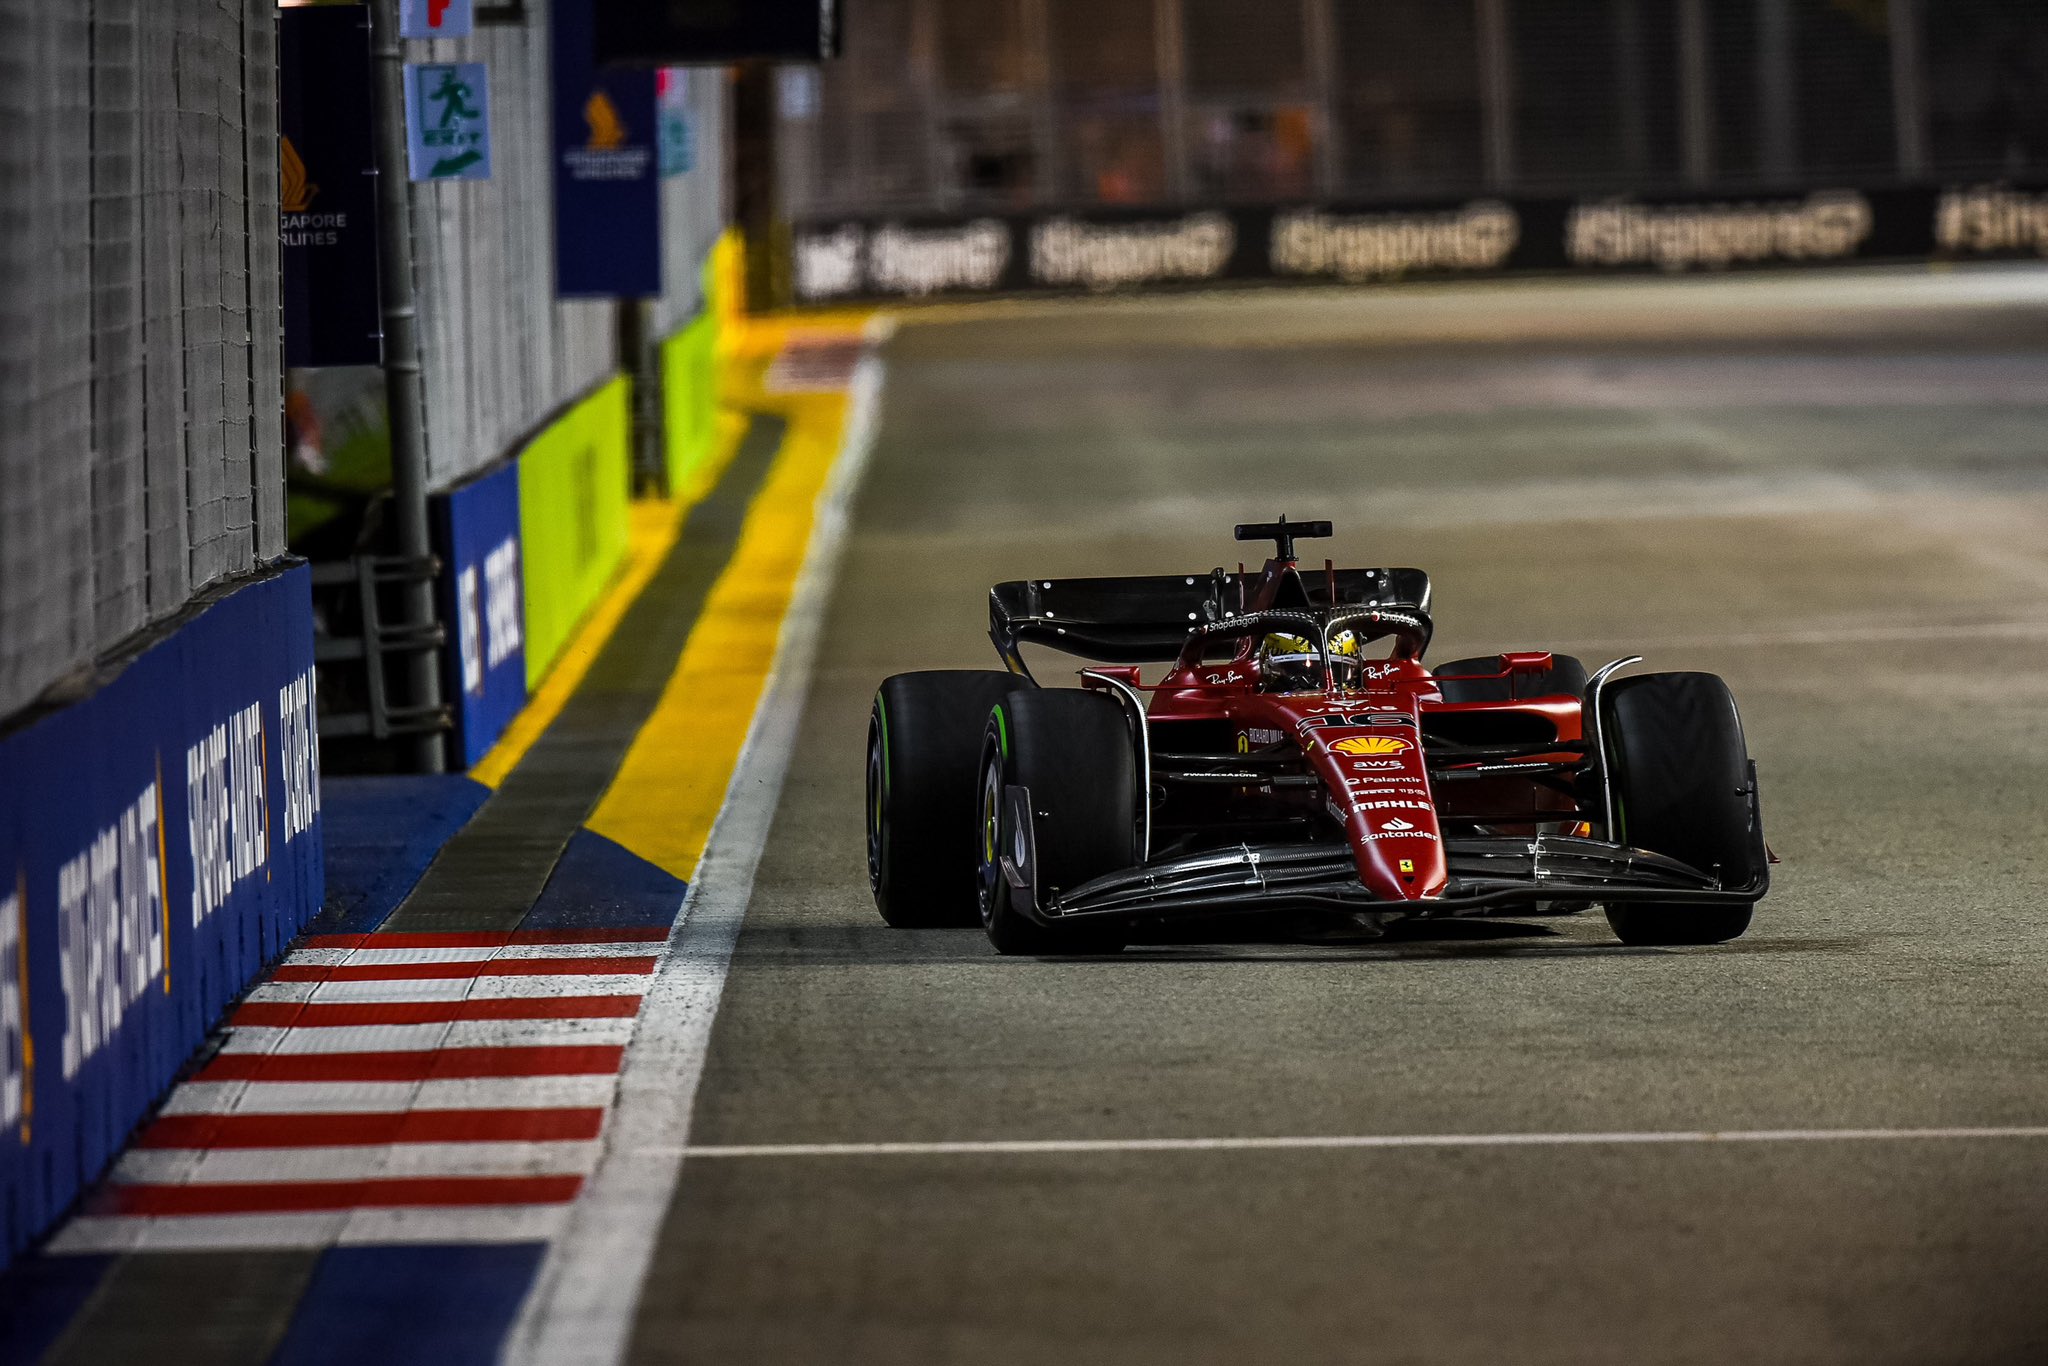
[1498,651,1554,677]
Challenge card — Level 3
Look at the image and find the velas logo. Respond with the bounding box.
[1332,735,1411,756]
[585,91,627,151]
[280,137,318,214]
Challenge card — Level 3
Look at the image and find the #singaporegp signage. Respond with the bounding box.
[790,182,2048,304]
[0,567,322,1265]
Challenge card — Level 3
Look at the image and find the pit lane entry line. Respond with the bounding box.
[666,1127,2048,1158]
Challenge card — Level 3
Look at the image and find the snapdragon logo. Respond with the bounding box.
[187,702,268,928]
[58,780,166,1080]
[793,225,865,301]
[1271,201,1519,282]
[279,667,322,844]
[1566,191,1871,270]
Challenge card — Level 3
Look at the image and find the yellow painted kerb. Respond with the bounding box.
[584,387,853,882]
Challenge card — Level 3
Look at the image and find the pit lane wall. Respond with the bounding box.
[435,260,733,768]
[790,182,2048,303]
[0,565,321,1265]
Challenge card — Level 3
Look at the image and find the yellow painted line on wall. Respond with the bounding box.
[584,388,853,882]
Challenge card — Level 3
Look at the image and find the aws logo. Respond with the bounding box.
[585,91,627,151]
[280,136,318,213]
[1331,735,1411,757]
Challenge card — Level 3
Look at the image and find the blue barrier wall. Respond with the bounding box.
[433,461,528,769]
[0,564,321,1265]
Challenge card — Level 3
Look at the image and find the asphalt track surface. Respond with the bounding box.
[627,268,2048,1364]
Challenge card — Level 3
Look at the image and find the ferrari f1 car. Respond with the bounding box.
[865,518,1770,955]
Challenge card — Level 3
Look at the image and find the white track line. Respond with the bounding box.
[218,1018,637,1055]
[668,1126,2048,1159]
[115,1139,601,1185]
[47,1204,574,1254]
[161,1075,622,1115]
[245,974,653,1003]
[503,330,892,1366]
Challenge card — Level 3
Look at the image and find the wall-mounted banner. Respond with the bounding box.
[790,184,2048,304]
[552,0,661,296]
[401,0,473,40]
[432,461,527,769]
[405,61,492,182]
[657,68,693,178]
[279,5,381,367]
[0,567,321,1266]
[593,0,839,66]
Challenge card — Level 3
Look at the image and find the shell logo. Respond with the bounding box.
[1331,735,1412,756]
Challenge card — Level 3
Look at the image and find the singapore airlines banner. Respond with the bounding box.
[0,567,322,1265]
[791,183,2048,304]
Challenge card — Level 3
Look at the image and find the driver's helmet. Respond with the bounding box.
[1258,629,1361,691]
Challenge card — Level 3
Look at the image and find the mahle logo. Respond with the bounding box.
[585,91,627,151]
[1332,735,1410,757]
[280,136,318,214]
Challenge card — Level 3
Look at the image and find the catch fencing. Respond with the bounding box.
[407,5,728,492]
[778,0,2047,220]
[0,0,285,721]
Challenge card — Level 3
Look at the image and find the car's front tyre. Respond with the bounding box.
[1598,671,1763,946]
[977,689,1137,956]
[867,671,1034,928]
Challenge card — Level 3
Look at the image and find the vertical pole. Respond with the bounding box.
[1154,0,1190,203]
[1612,0,1649,181]
[619,298,664,497]
[1476,0,1515,191]
[1887,0,1928,179]
[1677,0,1714,186]
[910,0,952,213]
[1303,0,1341,199]
[366,0,444,773]
[733,62,783,313]
[1756,0,1796,184]
[1022,0,1059,205]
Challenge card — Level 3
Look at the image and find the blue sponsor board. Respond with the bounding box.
[552,0,662,297]
[432,463,527,769]
[406,62,493,182]
[0,566,322,1266]
[279,5,382,367]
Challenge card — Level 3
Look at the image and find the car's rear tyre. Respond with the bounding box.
[867,671,1034,928]
[1433,653,1588,703]
[977,689,1136,956]
[1599,671,1761,946]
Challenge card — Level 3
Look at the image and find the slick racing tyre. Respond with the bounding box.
[1598,671,1762,946]
[1432,653,1588,703]
[868,671,1034,928]
[977,689,1136,956]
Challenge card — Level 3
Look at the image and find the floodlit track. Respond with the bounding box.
[620,267,2048,1365]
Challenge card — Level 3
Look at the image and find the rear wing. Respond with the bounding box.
[989,568,1432,669]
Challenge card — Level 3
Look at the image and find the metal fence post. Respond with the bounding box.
[1476,0,1515,191]
[1757,0,1796,183]
[1887,0,1928,179]
[367,0,445,773]
[1304,0,1341,200]
[1155,0,1190,203]
[1677,0,1714,186]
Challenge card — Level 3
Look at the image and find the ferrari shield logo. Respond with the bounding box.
[1332,735,1411,756]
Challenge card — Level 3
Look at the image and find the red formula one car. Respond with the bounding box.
[866,519,1770,955]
